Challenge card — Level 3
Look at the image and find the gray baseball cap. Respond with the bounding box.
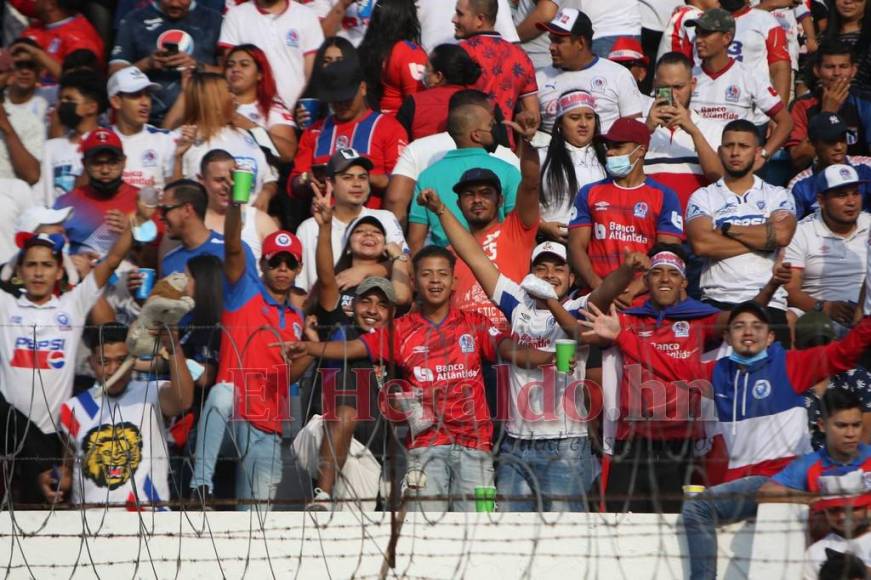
[356,276,397,305]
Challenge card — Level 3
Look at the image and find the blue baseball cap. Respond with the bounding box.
[815,164,864,194]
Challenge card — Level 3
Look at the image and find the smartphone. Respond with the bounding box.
[163,42,179,55]
[655,86,674,106]
[312,164,328,183]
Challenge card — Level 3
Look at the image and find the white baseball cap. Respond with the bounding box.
[107,66,160,98]
[815,164,864,194]
[531,241,567,264]
[16,206,73,233]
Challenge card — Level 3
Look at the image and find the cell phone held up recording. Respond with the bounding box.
[162,43,179,56]
[655,87,674,107]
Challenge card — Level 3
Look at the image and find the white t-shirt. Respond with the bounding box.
[0,104,44,181]
[691,59,784,126]
[577,0,641,39]
[0,273,102,434]
[219,1,324,110]
[299,0,370,46]
[538,142,605,224]
[785,211,870,305]
[236,100,296,130]
[656,4,702,62]
[640,0,683,33]
[5,93,50,123]
[391,131,519,181]
[492,274,589,439]
[686,176,796,309]
[181,127,276,203]
[416,0,520,52]
[0,178,34,263]
[35,135,82,207]
[59,380,171,509]
[295,207,409,292]
[536,57,644,133]
[113,124,177,190]
[803,532,871,580]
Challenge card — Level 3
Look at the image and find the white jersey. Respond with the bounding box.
[577,0,641,39]
[803,532,871,580]
[492,274,589,439]
[656,4,702,62]
[113,124,177,190]
[416,0,519,52]
[536,57,644,133]
[642,96,725,180]
[295,207,408,292]
[35,136,82,207]
[236,99,296,130]
[686,177,796,310]
[730,6,790,73]
[182,127,276,203]
[785,211,870,305]
[390,131,519,181]
[299,0,370,46]
[750,0,805,71]
[219,1,324,110]
[0,273,101,434]
[538,142,605,224]
[691,58,784,125]
[58,380,171,509]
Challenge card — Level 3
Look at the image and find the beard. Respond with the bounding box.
[724,159,755,179]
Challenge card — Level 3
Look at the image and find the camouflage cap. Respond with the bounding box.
[686,8,736,33]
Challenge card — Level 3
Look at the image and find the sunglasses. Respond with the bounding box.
[13,60,37,71]
[265,254,298,270]
[158,203,185,217]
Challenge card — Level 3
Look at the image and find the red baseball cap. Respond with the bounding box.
[81,128,124,160]
[262,231,303,262]
[603,117,651,148]
[608,37,650,66]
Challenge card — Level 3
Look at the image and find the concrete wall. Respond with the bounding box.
[0,504,808,579]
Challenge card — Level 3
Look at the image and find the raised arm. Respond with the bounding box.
[224,194,247,285]
[92,210,134,289]
[311,182,339,311]
[417,187,500,298]
[158,328,195,417]
[504,113,541,229]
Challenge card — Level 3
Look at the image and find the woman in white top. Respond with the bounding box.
[167,72,278,212]
[225,44,298,163]
[538,89,606,242]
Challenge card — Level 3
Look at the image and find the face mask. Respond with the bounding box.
[605,145,641,178]
[719,0,746,12]
[57,101,82,129]
[728,349,768,366]
[90,175,123,196]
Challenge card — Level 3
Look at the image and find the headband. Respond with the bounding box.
[556,90,596,118]
[649,251,686,277]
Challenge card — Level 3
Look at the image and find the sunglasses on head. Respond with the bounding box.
[265,254,298,270]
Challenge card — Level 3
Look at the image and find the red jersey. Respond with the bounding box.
[215,266,304,435]
[615,304,721,440]
[398,84,464,140]
[568,178,685,280]
[360,309,503,451]
[23,15,105,83]
[380,40,427,115]
[451,211,536,332]
[460,32,537,123]
[290,109,408,208]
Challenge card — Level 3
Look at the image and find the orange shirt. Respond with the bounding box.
[451,211,536,331]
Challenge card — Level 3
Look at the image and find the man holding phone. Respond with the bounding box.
[644,51,724,211]
[110,0,224,125]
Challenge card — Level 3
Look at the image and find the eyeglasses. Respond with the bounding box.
[158,203,185,217]
[265,254,298,270]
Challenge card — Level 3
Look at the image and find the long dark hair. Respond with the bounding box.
[824,0,871,48]
[428,43,481,86]
[187,254,223,328]
[306,36,358,99]
[358,0,422,108]
[541,100,607,211]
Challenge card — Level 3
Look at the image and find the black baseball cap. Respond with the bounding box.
[452,168,502,195]
[808,112,849,142]
[727,301,771,326]
[317,57,364,103]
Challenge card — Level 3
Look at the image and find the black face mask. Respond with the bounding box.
[90,175,123,196]
[57,101,82,129]
[719,0,746,12]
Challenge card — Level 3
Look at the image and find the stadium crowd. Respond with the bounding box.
[2,0,871,576]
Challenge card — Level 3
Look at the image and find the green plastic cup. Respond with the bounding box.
[474,486,497,512]
[231,168,255,204]
[555,339,577,373]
